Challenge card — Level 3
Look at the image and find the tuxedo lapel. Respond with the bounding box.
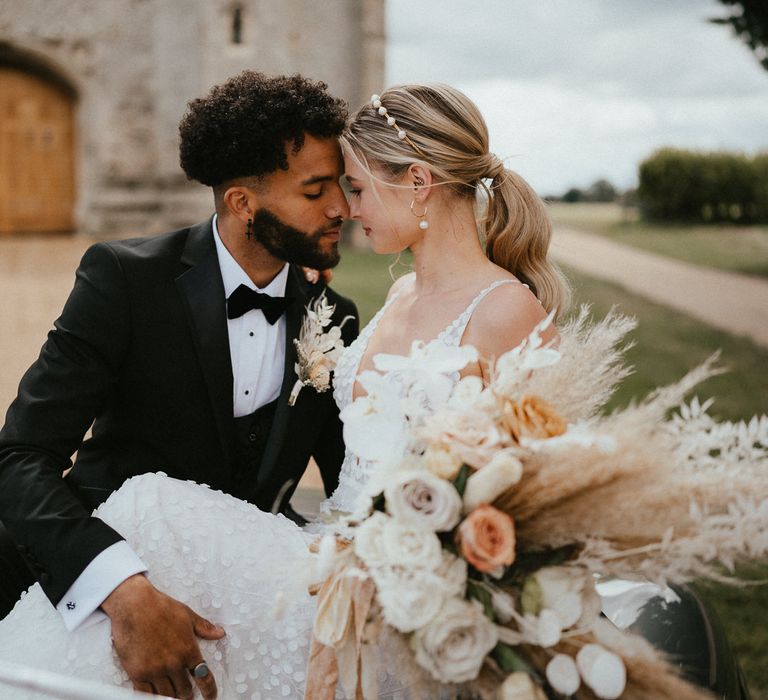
[174,219,235,467]
[258,266,313,491]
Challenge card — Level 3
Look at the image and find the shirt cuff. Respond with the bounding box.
[56,541,148,631]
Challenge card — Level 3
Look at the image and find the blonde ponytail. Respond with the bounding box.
[483,169,571,319]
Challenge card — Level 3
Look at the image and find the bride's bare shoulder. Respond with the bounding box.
[385,271,416,301]
[463,279,557,361]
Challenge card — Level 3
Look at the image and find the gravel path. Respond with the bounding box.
[551,225,768,349]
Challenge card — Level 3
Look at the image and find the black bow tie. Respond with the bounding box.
[226,284,292,324]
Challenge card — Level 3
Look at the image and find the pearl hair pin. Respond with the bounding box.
[371,94,410,142]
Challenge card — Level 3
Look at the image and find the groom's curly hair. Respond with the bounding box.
[178,71,347,187]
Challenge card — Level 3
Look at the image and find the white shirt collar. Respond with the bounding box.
[212,214,289,298]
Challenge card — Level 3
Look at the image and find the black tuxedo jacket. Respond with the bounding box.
[0,218,359,604]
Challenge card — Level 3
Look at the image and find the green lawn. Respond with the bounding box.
[565,267,768,699]
[332,247,768,697]
[331,248,412,325]
[549,202,768,279]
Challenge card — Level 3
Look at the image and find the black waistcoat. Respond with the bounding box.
[230,398,279,502]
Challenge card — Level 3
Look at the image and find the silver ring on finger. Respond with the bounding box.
[191,661,210,679]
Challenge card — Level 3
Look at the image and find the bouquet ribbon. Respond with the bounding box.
[306,566,377,699]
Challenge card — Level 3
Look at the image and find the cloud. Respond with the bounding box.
[386,0,768,193]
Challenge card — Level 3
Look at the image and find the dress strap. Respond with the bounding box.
[437,279,522,347]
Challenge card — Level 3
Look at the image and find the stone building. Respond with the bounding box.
[0,0,385,236]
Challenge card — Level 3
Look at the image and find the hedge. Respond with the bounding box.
[638,148,768,224]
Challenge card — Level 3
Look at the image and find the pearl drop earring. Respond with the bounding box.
[410,200,429,230]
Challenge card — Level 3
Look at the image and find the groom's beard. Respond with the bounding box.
[250,208,342,270]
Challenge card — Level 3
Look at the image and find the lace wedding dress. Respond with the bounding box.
[0,280,519,700]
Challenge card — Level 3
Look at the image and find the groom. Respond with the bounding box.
[0,71,357,698]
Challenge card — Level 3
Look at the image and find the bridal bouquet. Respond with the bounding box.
[307,309,768,699]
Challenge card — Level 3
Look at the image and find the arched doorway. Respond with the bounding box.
[0,66,75,233]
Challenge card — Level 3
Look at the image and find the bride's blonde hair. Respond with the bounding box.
[341,84,570,318]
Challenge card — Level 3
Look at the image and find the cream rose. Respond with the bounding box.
[456,504,516,574]
[421,444,463,480]
[498,672,547,700]
[421,408,502,468]
[385,470,463,532]
[411,598,498,683]
[446,375,484,408]
[462,451,523,512]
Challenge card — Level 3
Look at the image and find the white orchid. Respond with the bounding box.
[522,566,602,630]
[373,340,478,419]
[339,370,408,463]
[493,311,560,398]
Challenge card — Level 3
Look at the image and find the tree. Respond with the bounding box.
[586,179,617,203]
[561,187,584,203]
[711,0,768,72]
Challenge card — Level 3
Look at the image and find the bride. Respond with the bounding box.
[0,84,568,699]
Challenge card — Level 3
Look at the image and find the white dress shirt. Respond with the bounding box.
[212,215,287,416]
[56,215,289,630]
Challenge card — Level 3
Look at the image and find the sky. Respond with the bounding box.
[385,0,768,196]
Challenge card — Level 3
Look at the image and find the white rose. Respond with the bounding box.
[498,672,547,700]
[421,445,463,480]
[411,598,498,684]
[385,470,463,532]
[576,644,626,699]
[462,451,523,512]
[380,515,443,570]
[353,511,390,569]
[433,550,468,597]
[524,566,601,630]
[546,654,581,695]
[375,568,445,632]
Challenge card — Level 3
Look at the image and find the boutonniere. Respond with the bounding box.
[288,292,354,406]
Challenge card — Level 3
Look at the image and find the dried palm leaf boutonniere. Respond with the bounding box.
[289,292,354,406]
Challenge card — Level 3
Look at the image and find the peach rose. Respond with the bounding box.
[501,395,566,443]
[456,504,516,574]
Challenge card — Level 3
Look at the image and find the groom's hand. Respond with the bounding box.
[101,573,225,699]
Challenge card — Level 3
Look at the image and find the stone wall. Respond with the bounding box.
[0,0,385,236]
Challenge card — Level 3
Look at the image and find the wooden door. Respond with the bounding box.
[0,67,75,233]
